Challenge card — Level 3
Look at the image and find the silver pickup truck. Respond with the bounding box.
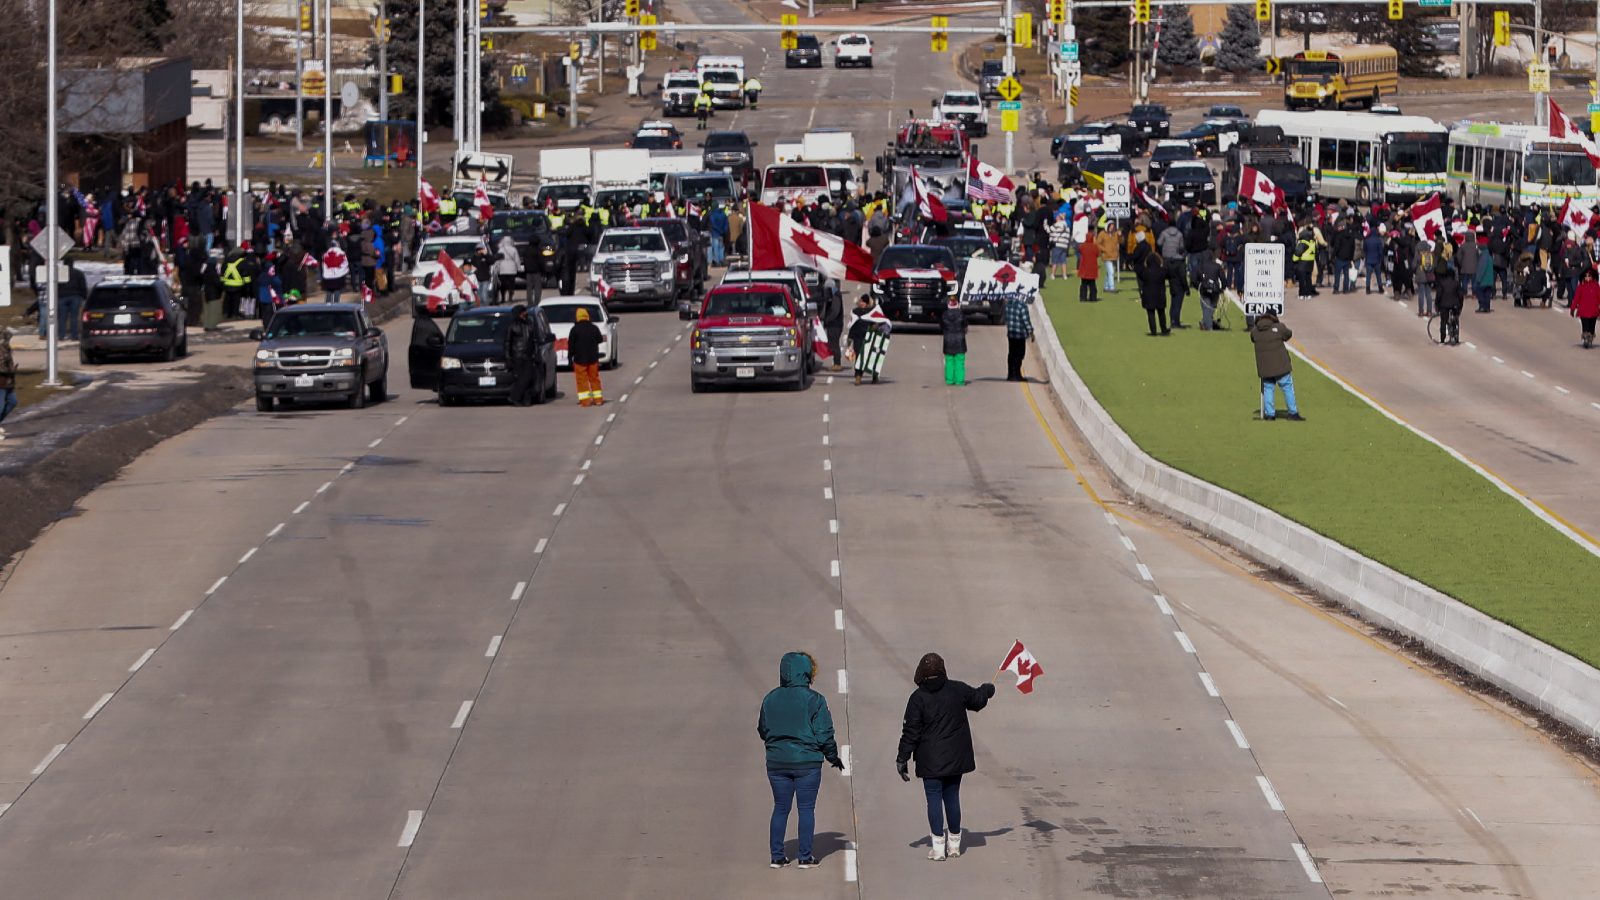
[251,304,389,411]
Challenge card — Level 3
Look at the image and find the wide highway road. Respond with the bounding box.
[2,3,1599,897]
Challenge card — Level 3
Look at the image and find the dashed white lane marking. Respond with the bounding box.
[129,649,156,672]
[620,393,630,403]
[823,393,830,403]
[834,609,844,630]
[1591,401,1600,412]
[341,462,354,474]
[840,744,852,776]
[398,810,424,847]
[824,486,834,500]
[582,459,592,470]
[1225,720,1251,749]
[1327,694,1348,710]
[1556,386,1571,394]
[1520,370,1535,379]
[830,560,841,577]
[573,474,586,486]
[1464,806,1486,829]
[1257,775,1285,811]
[827,376,835,385]
[485,635,503,658]
[0,803,11,819]
[553,503,567,516]
[822,435,830,446]
[1491,355,1505,364]
[1153,594,1173,616]
[1292,843,1323,883]
[316,481,333,494]
[823,412,830,423]
[844,845,858,882]
[1119,534,1136,552]
[634,376,644,385]
[836,669,849,693]
[170,610,194,631]
[534,538,548,554]
[30,744,66,776]
[595,434,605,446]
[82,692,114,721]
[450,701,474,730]
[395,416,409,426]
[206,576,228,595]
[607,413,617,423]
[675,333,683,341]
[660,347,670,355]
[829,519,839,534]
[368,438,383,448]
[1136,563,1153,581]
[1199,672,1219,697]
[511,581,527,601]
[293,501,310,515]
[1464,342,1477,350]
[1174,631,1196,654]
[268,522,285,537]
[823,459,832,471]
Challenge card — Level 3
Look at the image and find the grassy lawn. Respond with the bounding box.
[1045,276,1600,668]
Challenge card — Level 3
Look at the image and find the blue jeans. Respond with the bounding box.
[710,233,726,266]
[1102,259,1117,292]
[1227,260,1245,292]
[923,774,963,834]
[1332,261,1352,294]
[1474,283,1493,312]
[1364,263,1385,293]
[1262,373,1298,419]
[768,768,821,860]
[0,388,16,425]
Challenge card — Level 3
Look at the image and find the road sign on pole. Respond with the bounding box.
[1528,64,1551,93]
[999,100,1021,132]
[996,76,1023,102]
[29,225,73,262]
[1060,41,1079,62]
[1244,243,1286,316]
[453,149,515,197]
[1104,170,1131,219]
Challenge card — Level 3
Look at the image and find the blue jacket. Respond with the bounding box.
[1363,232,1384,265]
[757,652,838,770]
[710,207,729,238]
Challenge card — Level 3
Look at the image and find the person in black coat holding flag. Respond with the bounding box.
[896,652,995,862]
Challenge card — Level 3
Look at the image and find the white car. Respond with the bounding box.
[411,234,487,316]
[834,33,873,68]
[541,296,619,370]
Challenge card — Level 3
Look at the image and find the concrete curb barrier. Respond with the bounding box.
[1031,298,1600,738]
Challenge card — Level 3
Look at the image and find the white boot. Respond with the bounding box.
[946,830,962,858]
[928,834,947,861]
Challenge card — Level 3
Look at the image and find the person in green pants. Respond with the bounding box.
[939,295,968,385]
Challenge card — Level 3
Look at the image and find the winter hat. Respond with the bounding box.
[914,652,947,685]
[576,308,591,321]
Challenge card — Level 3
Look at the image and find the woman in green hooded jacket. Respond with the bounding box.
[758,651,843,869]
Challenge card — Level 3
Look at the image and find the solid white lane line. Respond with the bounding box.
[316,481,333,494]
[824,486,834,500]
[840,744,852,776]
[1225,720,1250,749]
[368,438,383,448]
[834,609,844,630]
[595,434,604,445]
[1464,806,1486,829]
[1556,386,1571,394]
[398,810,424,847]
[485,635,503,658]
[844,846,858,882]
[31,744,66,776]
[1136,563,1153,581]
[206,576,228,595]
[1291,843,1323,883]
[1199,672,1219,697]
[1326,694,1348,710]
[823,459,832,471]
[268,522,285,537]
[837,669,849,693]
[170,610,194,631]
[396,416,409,425]
[1174,631,1196,654]
[1153,594,1173,616]
[829,519,839,534]
[582,459,592,470]
[831,560,840,577]
[450,701,474,729]
[534,538,548,554]
[1521,370,1535,379]
[1256,775,1285,811]
[1119,534,1136,552]
[83,692,114,721]
[553,503,567,516]
[511,582,527,601]
[573,474,586,486]
[293,501,310,515]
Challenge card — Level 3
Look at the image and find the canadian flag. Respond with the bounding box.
[966,155,1015,203]
[301,251,320,270]
[1548,98,1600,168]
[999,640,1043,695]
[474,181,495,222]
[1560,197,1596,231]
[1410,192,1445,241]
[910,165,949,223]
[321,246,350,280]
[437,250,471,291]
[419,178,441,214]
[1239,165,1286,211]
[1131,177,1169,220]
[361,283,376,304]
[748,201,876,283]
[810,317,833,360]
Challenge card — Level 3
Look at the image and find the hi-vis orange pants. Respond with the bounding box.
[575,363,603,406]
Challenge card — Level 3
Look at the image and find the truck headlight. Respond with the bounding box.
[334,347,354,358]
[1204,182,1215,190]
[441,356,463,370]
[255,349,272,361]
[659,270,672,281]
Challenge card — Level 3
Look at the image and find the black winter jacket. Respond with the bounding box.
[505,317,538,359]
[567,320,604,366]
[939,305,968,355]
[896,676,994,779]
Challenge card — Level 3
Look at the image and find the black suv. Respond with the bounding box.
[701,130,755,180]
[1127,103,1171,139]
[80,276,188,364]
[1070,120,1148,157]
[638,216,708,302]
[786,34,822,68]
[408,305,557,406]
[1147,141,1197,182]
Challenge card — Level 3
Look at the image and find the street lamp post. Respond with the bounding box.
[235,0,246,244]
[295,0,305,151]
[324,0,334,204]
[44,0,59,386]
[418,0,426,200]
[455,0,464,143]
[380,0,390,122]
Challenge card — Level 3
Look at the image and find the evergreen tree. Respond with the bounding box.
[1216,4,1262,74]
[375,0,506,132]
[1077,8,1131,74]
[1155,5,1200,68]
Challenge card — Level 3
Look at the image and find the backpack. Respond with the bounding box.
[1197,270,1223,296]
[1418,247,1435,276]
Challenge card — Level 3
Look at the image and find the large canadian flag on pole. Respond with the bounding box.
[1409,192,1445,240]
[1560,197,1596,231]
[1239,165,1286,211]
[910,165,949,223]
[749,201,876,283]
[1548,98,1600,168]
[998,640,1043,695]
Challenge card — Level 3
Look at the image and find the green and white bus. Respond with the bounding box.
[1256,109,1448,204]
[1446,123,1600,208]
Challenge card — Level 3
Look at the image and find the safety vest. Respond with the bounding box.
[577,204,593,225]
[694,93,713,110]
[341,200,360,214]
[995,203,1015,219]
[1294,238,1316,262]
[595,207,610,226]
[439,197,458,216]
[221,258,247,288]
[548,212,565,230]
[744,78,761,92]
[700,81,714,95]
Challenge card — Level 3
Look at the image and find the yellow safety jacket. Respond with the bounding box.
[1294,238,1316,263]
[694,93,713,111]
[995,203,1015,219]
[744,78,761,92]
[595,207,610,226]
[700,81,714,95]
[548,212,566,229]
[221,258,247,288]
[439,198,459,216]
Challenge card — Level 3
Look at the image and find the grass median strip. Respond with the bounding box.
[1045,277,1600,668]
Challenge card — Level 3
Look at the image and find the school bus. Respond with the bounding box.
[1284,46,1399,111]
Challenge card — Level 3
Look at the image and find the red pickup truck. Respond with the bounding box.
[689,283,814,392]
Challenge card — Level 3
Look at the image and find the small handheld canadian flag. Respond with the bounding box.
[997,640,1043,695]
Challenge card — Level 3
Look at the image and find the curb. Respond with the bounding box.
[1031,295,1600,739]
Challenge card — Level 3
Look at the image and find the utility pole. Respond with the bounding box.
[1004,0,1014,174]
[1065,2,1075,125]
[418,0,426,199]
[470,0,482,149]
[235,0,246,241]
[379,0,389,122]
[44,0,59,386]
[295,0,305,150]
[324,0,334,205]
[596,0,605,96]
[454,0,464,143]
[1534,0,1544,125]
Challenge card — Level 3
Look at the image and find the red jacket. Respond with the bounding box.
[1573,281,1600,318]
[1076,238,1099,279]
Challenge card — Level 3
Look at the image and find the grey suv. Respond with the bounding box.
[251,304,389,411]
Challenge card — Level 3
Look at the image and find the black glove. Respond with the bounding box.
[896,760,910,782]
[828,757,845,771]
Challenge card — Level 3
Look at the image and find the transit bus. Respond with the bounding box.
[1256,109,1449,203]
[1446,123,1600,209]
[1284,46,1399,110]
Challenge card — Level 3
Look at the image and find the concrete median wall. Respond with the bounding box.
[1032,299,1600,739]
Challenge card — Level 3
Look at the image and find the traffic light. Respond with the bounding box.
[1014,13,1032,49]
[625,0,639,17]
[479,0,488,21]
[299,1,311,31]
[1493,11,1511,47]
[1133,0,1150,25]
[640,13,657,51]
[373,16,389,41]
[1387,0,1403,20]
[1047,0,1064,25]
[780,13,798,50]
[389,74,403,94]
[931,16,949,53]
[569,41,581,60]
[1254,0,1270,23]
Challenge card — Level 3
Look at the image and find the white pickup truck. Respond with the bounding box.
[934,90,988,138]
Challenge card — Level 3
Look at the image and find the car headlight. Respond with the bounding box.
[441,356,463,370]
[334,347,354,358]
[1204,182,1215,190]
[255,349,272,361]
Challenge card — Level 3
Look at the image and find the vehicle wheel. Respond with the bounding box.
[79,348,97,365]
[678,310,691,320]
[691,377,709,393]
[789,368,807,391]
[178,332,189,357]
[348,371,368,409]
[163,339,177,363]
[866,60,873,68]
[662,296,675,311]
[368,370,388,404]
[543,367,558,401]
[256,395,274,412]
[438,392,454,407]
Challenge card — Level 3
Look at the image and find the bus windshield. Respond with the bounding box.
[1289,60,1338,78]
[1524,152,1596,186]
[1385,137,1448,174]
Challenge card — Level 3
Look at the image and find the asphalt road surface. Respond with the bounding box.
[2,4,1600,898]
